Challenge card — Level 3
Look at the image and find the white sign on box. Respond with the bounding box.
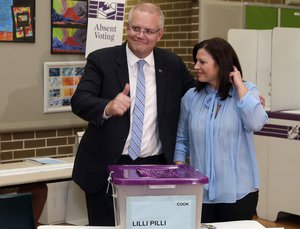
[126,195,196,229]
[85,0,125,57]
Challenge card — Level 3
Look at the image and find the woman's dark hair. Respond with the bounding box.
[192,37,243,100]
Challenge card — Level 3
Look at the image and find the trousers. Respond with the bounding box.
[201,190,259,223]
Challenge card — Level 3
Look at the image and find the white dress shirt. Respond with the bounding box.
[121,44,162,157]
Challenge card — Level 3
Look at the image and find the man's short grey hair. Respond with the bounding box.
[127,3,165,28]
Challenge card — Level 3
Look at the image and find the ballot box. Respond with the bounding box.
[108,164,208,229]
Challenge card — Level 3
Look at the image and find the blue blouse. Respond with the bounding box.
[174,82,268,203]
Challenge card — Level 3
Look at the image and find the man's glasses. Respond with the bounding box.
[128,25,161,36]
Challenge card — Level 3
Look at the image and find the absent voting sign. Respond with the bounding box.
[85,0,125,57]
[126,195,196,229]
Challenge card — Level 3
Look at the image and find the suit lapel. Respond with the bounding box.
[154,49,167,121]
[115,43,130,118]
[115,43,130,90]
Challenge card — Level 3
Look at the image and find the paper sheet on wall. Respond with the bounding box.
[85,0,125,57]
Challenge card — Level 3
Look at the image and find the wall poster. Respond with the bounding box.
[0,0,35,42]
[85,0,125,57]
[51,0,88,54]
[44,61,86,113]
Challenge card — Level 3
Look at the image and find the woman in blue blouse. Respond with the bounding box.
[174,38,268,223]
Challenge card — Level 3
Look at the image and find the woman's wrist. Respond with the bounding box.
[174,160,185,165]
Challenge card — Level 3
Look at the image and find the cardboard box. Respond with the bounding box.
[39,182,69,224]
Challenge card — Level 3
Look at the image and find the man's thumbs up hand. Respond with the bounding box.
[105,83,131,117]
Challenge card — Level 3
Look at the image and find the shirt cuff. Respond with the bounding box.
[102,106,112,120]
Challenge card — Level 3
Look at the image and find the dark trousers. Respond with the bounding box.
[85,154,167,226]
[201,190,259,223]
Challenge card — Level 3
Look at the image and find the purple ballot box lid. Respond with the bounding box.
[108,164,208,185]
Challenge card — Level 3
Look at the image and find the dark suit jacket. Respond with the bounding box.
[71,42,195,193]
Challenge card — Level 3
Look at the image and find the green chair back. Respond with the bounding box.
[0,192,35,229]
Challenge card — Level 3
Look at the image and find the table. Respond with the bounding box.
[0,157,74,188]
[211,220,266,228]
[0,157,79,224]
[38,226,112,229]
[37,220,267,229]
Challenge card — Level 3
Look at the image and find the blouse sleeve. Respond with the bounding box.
[237,82,268,132]
[173,89,195,163]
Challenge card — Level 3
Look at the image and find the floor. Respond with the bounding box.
[255,212,300,229]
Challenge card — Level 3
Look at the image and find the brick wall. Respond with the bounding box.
[0,127,85,163]
[0,0,290,163]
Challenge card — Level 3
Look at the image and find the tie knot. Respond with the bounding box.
[137,59,146,69]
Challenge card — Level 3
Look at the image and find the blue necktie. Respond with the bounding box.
[128,60,146,160]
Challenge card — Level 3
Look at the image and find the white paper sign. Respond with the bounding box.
[85,0,125,57]
[126,195,196,229]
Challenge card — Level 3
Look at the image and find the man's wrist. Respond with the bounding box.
[103,106,112,119]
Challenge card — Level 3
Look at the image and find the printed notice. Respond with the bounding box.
[85,0,125,57]
[126,195,196,229]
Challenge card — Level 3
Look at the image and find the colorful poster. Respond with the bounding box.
[0,0,35,42]
[12,6,33,39]
[44,61,86,113]
[85,0,125,57]
[51,0,88,54]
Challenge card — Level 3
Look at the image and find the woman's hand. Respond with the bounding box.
[229,66,248,99]
[174,161,185,165]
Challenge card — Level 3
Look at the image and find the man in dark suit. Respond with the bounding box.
[71,3,195,226]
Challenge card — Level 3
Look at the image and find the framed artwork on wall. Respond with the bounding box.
[51,0,88,54]
[0,0,35,42]
[44,61,86,113]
